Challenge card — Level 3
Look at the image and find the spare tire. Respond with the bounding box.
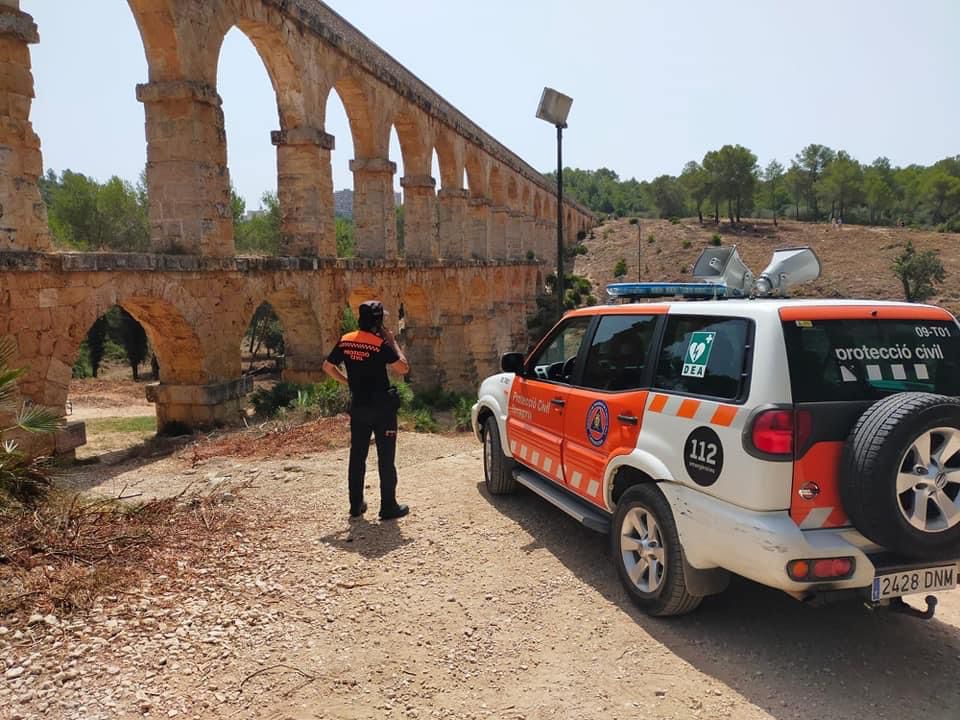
[841,392,960,558]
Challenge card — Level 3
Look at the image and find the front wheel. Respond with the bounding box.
[483,416,516,495]
[611,484,701,617]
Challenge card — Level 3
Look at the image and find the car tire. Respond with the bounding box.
[483,416,516,495]
[611,484,701,617]
[841,392,960,558]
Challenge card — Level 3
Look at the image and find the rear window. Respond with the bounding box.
[782,319,960,402]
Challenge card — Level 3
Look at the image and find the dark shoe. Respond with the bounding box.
[350,501,367,518]
[379,503,409,521]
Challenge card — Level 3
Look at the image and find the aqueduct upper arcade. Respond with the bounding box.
[0,0,592,446]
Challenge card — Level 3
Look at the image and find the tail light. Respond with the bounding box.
[750,409,812,457]
[787,557,855,581]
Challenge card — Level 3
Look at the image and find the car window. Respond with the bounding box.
[653,315,750,400]
[527,316,592,384]
[581,314,658,391]
[782,319,960,402]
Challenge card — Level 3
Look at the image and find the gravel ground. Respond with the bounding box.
[2,431,959,720]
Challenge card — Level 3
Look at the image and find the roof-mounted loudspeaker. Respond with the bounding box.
[691,246,754,298]
[755,247,821,296]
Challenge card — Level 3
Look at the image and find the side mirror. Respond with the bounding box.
[501,352,525,374]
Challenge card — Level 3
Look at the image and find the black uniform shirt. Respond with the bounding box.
[327,330,400,406]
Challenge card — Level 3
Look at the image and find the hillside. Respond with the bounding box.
[572,219,960,313]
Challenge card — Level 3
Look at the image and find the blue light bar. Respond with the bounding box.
[606,282,738,300]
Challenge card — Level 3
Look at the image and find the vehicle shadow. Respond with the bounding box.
[478,481,960,720]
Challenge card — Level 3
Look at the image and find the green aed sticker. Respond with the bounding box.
[682,331,715,378]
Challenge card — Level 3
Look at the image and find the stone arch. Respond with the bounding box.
[239,286,324,377]
[328,75,381,158]
[127,0,183,82]
[521,185,531,215]
[434,128,465,190]
[347,285,381,317]
[533,193,543,220]
[464,149,489,198]
[49,292,204,418]
[392,109,432,176]
[506,175,518,207]
[489,165,506,206]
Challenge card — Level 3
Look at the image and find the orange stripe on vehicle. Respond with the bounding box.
[791,441,850,528]
[649,394,668,413]
[710,405,737,427]
[779,306,954,322]
[677,399,701,419]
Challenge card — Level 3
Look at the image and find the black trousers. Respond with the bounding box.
[348,403,399,513]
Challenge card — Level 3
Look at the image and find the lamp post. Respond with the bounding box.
[536,87,573,321]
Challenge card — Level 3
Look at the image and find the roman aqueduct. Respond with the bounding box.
[0,0,593,451]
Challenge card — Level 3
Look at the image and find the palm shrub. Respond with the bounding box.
[0,337,61,504]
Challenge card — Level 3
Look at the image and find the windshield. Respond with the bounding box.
[782,319,960,402]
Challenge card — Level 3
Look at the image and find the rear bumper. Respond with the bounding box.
[659,482,960,596]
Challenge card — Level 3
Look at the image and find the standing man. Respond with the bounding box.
[323,300,411,521]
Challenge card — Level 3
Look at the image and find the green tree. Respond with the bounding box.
[864,157,896,224]
[649,174,687,218]
[794,144,835,220]
[920,167,960,224]
[680,161,710,224]
[817,150,863,221]
[893,241,945,302]
[709,145,757,223]
[119,309,149,380]
[336,217,355,257]
[762,159,787,225]
[43,170,149,251]
[87,316,108,378]
[235,191,281,255]
[784,163,805,220]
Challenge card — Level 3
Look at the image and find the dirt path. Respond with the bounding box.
[2,432,959,719]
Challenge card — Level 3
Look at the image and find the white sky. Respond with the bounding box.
[27,0,960,209]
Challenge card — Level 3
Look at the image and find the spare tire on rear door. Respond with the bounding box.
[841,392,960,558]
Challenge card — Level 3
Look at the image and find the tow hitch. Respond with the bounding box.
[888,595,938,620]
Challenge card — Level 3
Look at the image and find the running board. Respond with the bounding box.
[512,468,611,533]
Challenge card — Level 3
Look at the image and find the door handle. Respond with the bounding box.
[550,398,566,407]
[617,414,639,425]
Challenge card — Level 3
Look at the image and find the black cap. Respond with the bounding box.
[358,300,386,331]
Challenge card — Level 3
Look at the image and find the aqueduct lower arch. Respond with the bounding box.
[0,0,592,452]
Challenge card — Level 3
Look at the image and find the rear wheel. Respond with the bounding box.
[611,484,701,617]
[483,416,516,495]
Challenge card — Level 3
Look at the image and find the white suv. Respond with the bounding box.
[472,247,960,617]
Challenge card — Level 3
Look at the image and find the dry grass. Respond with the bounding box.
[0,482,246,617]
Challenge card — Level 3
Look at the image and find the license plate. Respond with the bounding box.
[871,565,957,601]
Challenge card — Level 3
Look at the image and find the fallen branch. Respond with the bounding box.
[239,663,317,691]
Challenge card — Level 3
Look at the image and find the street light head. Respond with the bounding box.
[536,87,573,128]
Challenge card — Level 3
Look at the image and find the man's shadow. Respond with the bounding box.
[319,516,412,559]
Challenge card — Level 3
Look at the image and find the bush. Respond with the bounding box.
[613,258,628,278]
[669,217,680,225]
[453,396,474,432]
[250,382,302,416]
[628,217,639,225]
[711,234,722,246]
[682,239,692,249]
[295,379,350,417]
[647,234,655,244]
[893,241,946,303]
[72,342,92,379]
[0,338,60,506]
[574,244,588,255]
[526,249,536,260]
